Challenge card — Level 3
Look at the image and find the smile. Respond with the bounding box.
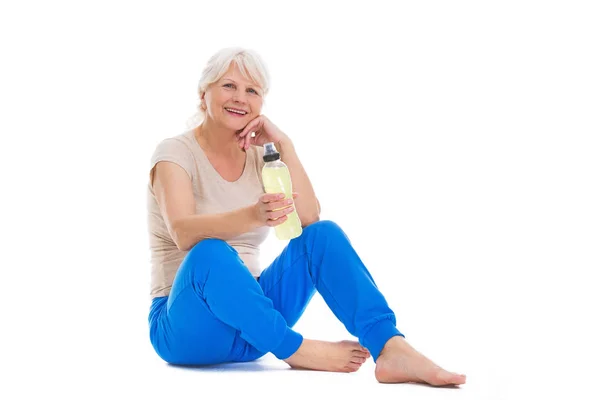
[225,108,248,115]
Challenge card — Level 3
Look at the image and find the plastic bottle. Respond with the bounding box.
[261,142,302,240]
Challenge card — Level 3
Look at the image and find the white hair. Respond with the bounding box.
[186,47,271,129]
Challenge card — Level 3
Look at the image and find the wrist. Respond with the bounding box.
[246,203,263,229]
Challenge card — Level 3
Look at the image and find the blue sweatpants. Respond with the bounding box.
[148,220,404,365]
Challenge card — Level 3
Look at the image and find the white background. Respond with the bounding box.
[1,1,599,399]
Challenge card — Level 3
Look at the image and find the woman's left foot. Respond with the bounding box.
[375,336,466,386]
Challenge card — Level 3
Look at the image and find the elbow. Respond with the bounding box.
[300,198,321,227]
[301,199,321,227]
[175,240,192,252]
[174,234,191,252]
[171,220,192,251]
[301,212,321,228]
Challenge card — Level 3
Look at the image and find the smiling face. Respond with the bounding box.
[202,62,264,131]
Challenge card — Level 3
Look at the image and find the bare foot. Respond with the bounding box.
[375,336,466,386]
[284,339,371,373]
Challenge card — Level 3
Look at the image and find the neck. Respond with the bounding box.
[194,118,243,157]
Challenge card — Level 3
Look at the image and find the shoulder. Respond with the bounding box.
[150,131,196,178]
[153,132,194,154]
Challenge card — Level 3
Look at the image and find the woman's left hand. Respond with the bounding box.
[236,115,289,150]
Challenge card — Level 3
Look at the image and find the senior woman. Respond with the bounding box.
[147,47,466,386]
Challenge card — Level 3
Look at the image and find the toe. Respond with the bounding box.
[353,349,370,357]
[435,369,465,386]
[351,356,367,364]
[353,347,371,358]
[347,341,368,352]
[348,362,362,372]
[450,373,467,385]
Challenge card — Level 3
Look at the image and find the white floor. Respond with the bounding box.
[130,351,504,400]
[6,278,598,400]
[7,294,514,400]
[5,241,598,400]
[20,326,592,400]
[34,337,505,400]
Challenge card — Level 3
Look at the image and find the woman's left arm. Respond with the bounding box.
[237,115,321,227]
[277,137,321,227]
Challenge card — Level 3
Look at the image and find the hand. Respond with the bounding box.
[236,115,289,150]
[253,192,299,227]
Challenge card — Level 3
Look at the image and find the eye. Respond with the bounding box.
[224,83,235,88]
[248,88,259,95]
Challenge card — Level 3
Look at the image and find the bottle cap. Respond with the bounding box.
[263,142,280,162]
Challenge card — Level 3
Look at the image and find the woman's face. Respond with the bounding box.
[202,63,264,131]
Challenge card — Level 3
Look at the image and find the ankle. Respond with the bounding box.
[381,335,410,354]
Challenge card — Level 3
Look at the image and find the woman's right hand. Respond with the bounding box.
[254,192,297,227]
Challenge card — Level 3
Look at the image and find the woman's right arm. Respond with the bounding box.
[152,161,294,251]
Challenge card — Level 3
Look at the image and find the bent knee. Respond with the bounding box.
[188,238,237,258]
[306,219,343,233]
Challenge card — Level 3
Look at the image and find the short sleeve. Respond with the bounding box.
[150,137,195,180]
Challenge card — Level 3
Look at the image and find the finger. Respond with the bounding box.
[267,205,294,220]
[260,193,285,203]
[266,206,294,221]
[266,214,287,227]
[238,123,252,138]
[239,118,260,138]
[266,198,294,212]
[244,132,252,150]
[351,356,367,364]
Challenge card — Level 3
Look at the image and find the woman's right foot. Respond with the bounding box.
[284,339,371,373]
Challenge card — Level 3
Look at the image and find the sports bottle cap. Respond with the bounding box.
[263,142,280,162]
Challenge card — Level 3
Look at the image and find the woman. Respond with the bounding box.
[147,47,466,386]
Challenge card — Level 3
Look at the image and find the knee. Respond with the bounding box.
[305,220,344,235]
[187,238,237,260]
[179,239,244,284]
[301,220,350,244]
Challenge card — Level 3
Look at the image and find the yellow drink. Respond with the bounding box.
[262,143,302,240]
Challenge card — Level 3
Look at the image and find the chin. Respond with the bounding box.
[224,119,249,131]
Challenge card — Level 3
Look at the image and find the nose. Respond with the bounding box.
[231,88,248,104]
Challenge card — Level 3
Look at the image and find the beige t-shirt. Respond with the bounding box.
[147,129,270,298]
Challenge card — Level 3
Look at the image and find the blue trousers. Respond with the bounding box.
[148,220,404,365]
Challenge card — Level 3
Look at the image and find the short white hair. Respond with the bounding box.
[186,47,271,128]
